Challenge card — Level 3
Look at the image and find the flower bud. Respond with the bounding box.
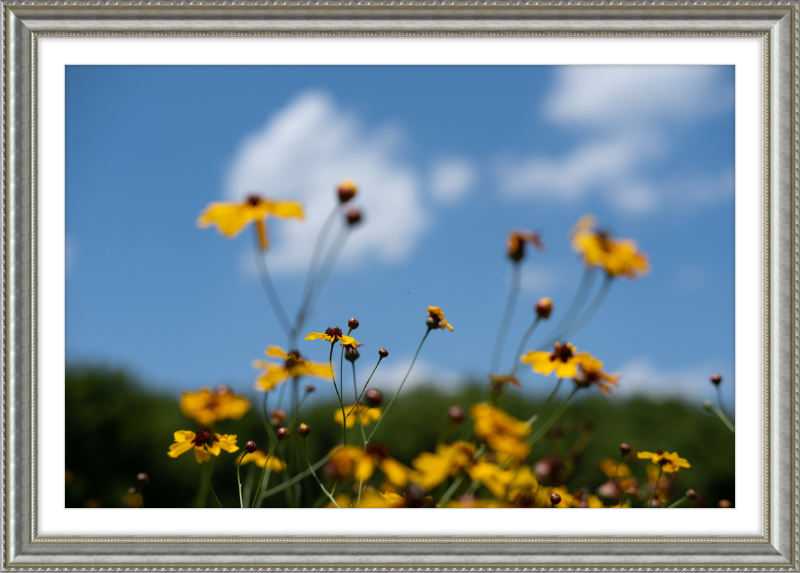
[348,317,359,330]
[277,427,290,441]
[710,373,722,386]
[535,297,553,319]
[596,480,621,505]
[245,441,257,453]
[345,346,360,362]
[297,423,311,437]
[305,384,315,393]
[271,410,287,423]
[127,487,137,494]
[136,472,150,484]
[337,179,357,203]
[426,316,439,329]
[619,443,631,456]
[216,384,231,395]
[345,208,362,226]
[718,499,732,508]
[649,498,661,508]
[449,406,465,424]
[365,389,383,407]
[378,348,389,359]
[703,400,713,412]
[687,489,697,500]
[549,493,562,506]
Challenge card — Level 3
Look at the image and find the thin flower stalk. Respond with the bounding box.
[252,229,292,336]
[490,263,521,375]
[251,442,279,508]
[528,387,578,445]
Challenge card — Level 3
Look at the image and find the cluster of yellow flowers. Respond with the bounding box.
[159,179,725,510]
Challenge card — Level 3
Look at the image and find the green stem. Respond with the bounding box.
[260,451,333,501]
[367,327,432,444]
[525,378,563,428]
[544,274,613,348]
[353,361,367,445]
[510,316,541,376]
[648,466,664,508]
[667,494,690,509]
[253,229,292,336]
[329,342,347,446]
[490,263,521,375]
[541,267,595,347]
[347,357,384,418]
[206,462,223,508]
[528,387,578,445]
[302,439,340,508]
[712,404,736,433]
[251,442,279,508]
[237,451,250,508]
[439,474,464,505]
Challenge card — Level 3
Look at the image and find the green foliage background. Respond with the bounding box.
[65,365,734,509]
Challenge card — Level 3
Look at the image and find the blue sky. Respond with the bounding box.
[65,65,735,407]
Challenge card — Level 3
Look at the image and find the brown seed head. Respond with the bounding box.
[297,423,311,437]
[277,427,290,441]
[304,383,316,393]
[348,317,359,330]
[448,405,465,424]
[345,208,362,226]
[325,327,343,340]
[365,388,383,407]
[619,443,631,455]
[535,297,553,319]
[345,346,360,362]
[378,348,389,358]
[245,441,257,453]
[549,493,562,506]
[337,179,357,203]
[710,373,722,386]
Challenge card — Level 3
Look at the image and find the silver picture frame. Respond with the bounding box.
[4,1,796,569]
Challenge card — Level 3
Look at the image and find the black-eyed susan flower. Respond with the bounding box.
[574,361,621,393]
[470,403,531,461]
[427,306,454,331]
[637,450,691,473]
[327,444,412,488]
[197,195,304,251]
[570,215,649,279]
[236,449,287,473]
[252,346,332,392]
[305,326,359,347]
[179,386,251,427]
[334,403,381,428]
[410,441,477,491]
[506,229,545,262]
[167,428,238,463]
[521,342,600,379]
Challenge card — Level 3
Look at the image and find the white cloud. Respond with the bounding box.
[496,66,733,216]
[612,357,731,402]
[429,158,476,204]
[225,91,431,274]
[369,357,463,394]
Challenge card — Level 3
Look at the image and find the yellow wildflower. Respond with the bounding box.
[197,194,304,251]
[536,485,574,508]
[571,214,649,279]
[507,229,545,262]
[468,462,517,499]
[305,326,358,347]
[410,441,477,491]
[252,346,332,392]
[505,466,541,507]
[471,403,531,461]
[334,404,382,428]
[179,386,250,426]
[599,458,631,479]
[638,450,691,473]
[575,361,621,393]
[167,428,238,463]
[521,342,600,379]
[427,306,454,331]
[237,449,287,473]
[327,444,411,488]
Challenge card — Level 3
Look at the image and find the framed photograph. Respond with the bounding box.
[5,0,797,569]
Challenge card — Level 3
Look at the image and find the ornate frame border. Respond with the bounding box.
[4,2,796,568]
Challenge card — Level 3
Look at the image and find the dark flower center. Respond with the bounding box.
[365,442,390,459]
[551,343,573,363]
[325,327,343,340]
[246,195,261,207]
[596,229,613,252]
[285,350,301,369]
[192,428,213,447]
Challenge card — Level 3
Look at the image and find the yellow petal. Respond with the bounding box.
[339,335,358,347]
[215,434,239,453]
[266,346,288,359]
[167,440,194,458]
[264,199,304,219]
[380,458,410,487]
[354,457,376,482]
[194,446,213,463]
[255,364,289,391]
[196,203,257,237]
[554,361,578,379]
[173,430,195,443]
[305,332,330,342]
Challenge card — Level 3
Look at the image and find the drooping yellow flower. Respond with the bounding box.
[305,326,358,347]
[410,441,477,491]
[252,346,332,392]
[327,444,411,488]
[334,403,382,428]
[197,195,304,251]
[506,229,545,262]
[471,403,531,461]
[570,214,649,279]
[237,449,287,473]
[575,361,621,393]
[427,306,454,331]
[167,428,238,463]
[637,450,691,473]
[521,342,600,379]
[179,386,251,426]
